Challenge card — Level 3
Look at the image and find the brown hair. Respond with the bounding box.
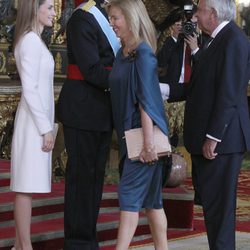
[13,0,46,49]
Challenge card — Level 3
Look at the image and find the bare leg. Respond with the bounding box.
[115,211,139,250]
[12,228,20,250]
[146,208,168,250]
[14,192,33,250]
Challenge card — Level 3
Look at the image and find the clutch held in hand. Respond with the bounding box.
[124,126,171,161]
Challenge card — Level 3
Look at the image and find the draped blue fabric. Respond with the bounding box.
[109,42,169,158]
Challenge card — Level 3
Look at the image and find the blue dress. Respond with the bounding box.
[109,42,169,211]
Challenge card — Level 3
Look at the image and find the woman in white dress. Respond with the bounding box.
[10,0,56,249]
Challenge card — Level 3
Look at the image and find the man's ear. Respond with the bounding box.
[210,7,218,21]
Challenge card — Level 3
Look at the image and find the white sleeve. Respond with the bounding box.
[206,134,221,142]
[159,83,170,101]
[191,47,199,55]
[18,33,53,135]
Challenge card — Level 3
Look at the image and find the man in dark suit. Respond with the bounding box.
[157,15,187,148]
[158,5,201,85]
[57,0,119,249]
[168,0,250,249]
[158,6,204,204]
[158,6,201,146]
[157,14,183,83]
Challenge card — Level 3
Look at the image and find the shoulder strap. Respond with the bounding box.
[81,0,96,11]
[78,0,120,56]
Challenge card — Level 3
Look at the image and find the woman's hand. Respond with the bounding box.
[139,144,158,165]
[42,131,54,152]
[138,104,158,165]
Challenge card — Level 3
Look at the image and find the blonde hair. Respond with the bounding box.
[13,0,46,49]
[106,0,157,53]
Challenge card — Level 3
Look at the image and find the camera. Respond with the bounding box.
[181,4,197,37]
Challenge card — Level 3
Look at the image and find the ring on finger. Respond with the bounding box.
[149,161,156,166]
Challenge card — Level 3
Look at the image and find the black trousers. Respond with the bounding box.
[192,153,243,250]
[63,126,112,250]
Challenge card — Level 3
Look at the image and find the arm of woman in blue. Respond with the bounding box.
[139,106,158,163]
[132,43,169,163]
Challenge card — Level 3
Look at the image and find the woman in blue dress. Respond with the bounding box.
[106,0,169,249]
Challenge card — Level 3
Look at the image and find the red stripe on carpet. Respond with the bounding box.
[0,160,10,169]
[1,159,249,249]
[0,181,65,203]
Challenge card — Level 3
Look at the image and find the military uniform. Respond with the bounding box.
[57,1,115,249]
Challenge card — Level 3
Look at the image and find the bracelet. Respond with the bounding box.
[143,145,155,153]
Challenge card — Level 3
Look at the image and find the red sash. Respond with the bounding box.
[67,64,112,80]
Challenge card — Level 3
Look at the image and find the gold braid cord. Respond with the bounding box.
[81,0,96,11]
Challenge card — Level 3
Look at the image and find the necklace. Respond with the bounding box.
[123,41,137,57]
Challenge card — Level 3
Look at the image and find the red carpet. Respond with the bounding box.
[103,184,194,229]
[0,160,193,249]
[177,170,250,238]
[118,170,250,249]
[1,160,250,249]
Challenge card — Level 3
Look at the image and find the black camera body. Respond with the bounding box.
[181,4,197,37]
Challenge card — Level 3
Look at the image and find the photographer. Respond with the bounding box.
[157,3,200,85]
[157,3,200,150]
[158,2,207,206]
[157,11,183,83]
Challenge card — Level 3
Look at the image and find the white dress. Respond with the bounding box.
[10,32,55,193]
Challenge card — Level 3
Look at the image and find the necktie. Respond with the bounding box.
[203,36,214,49]
[184,45,191,82]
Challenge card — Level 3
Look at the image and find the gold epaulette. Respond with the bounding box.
[81,0,96,12]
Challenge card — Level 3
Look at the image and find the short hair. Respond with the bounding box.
[206,0,236,22]
[106,0,157,53]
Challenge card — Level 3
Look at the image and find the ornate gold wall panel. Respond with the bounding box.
[0,44,9,78]
[52,0,64,44]
[0,84,61,159]
[0,85,20,159]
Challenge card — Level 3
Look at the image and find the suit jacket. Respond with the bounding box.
[157,36,177,68]
[158,33,212,83]
[157,36,184,83]
[57,6,115,131]
[171,22,250,154]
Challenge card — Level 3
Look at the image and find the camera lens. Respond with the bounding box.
[182,21,195,37]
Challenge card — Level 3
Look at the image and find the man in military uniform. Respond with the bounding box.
[57,0,119,249]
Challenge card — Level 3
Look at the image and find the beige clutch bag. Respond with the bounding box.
[124,125,172,161]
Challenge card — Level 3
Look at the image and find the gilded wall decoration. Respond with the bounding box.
[52,0,64,44]
[55,52,63,74]
[0,51,6,74]
[0,88,20,159]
